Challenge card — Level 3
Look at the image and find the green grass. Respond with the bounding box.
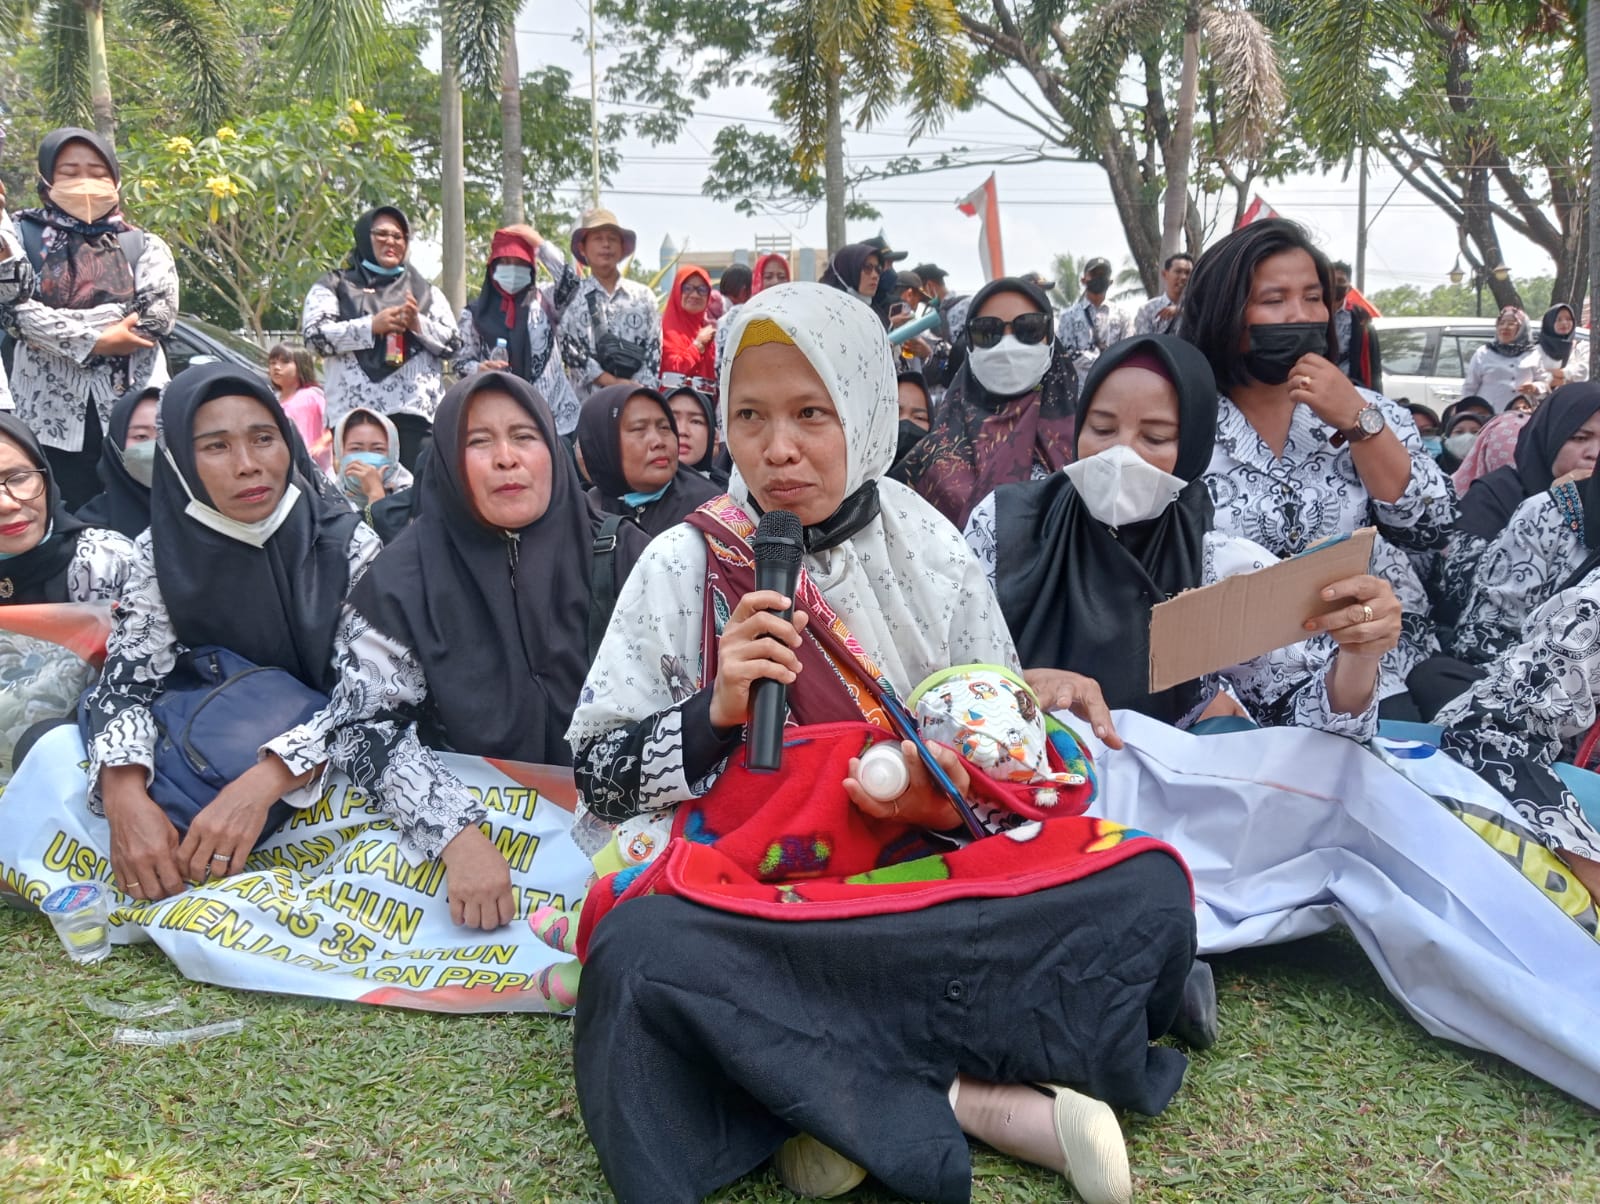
[1,911,1596,1203]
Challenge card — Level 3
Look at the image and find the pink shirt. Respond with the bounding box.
[281,384,331,472]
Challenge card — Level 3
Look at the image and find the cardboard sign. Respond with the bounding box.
[1147,527,1377,691]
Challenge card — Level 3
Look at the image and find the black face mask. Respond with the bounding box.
[1086,273,1112,295]
[894,418,929,464]
[1245,322,1330,385]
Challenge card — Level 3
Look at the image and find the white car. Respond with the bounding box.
[1371,316,1496,416]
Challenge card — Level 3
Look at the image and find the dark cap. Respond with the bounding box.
[898,271,928,295]
[1019,270,1057,292]
[1082,257,1112,277]
[862,235,908,263]
[910,262,947,283]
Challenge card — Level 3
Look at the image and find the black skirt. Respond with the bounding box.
[573,849,1195,1204]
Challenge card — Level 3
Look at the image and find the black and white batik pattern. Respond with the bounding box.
[962,497,1378,741]
[1132,295,1178,336]
[0,231,178,452]
[302,281,462,426]
[1055,297,1130,368]
[1432,530,1490,622]
[453,242,584,435]
[267,611,488,863]
[1438,576,1600,860]
[1453,489,1587,666]
[61,526,136,603]
[1204,390,1453,695]
[557,275,662,396]
[80,523,381,813]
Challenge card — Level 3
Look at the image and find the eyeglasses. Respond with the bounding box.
[967,313,1052,349]
[680,283,710,298]
[370,229,407,244]
[862,261,882,275]
[0,469,46,503]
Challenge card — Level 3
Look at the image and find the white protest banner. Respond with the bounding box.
[0,725,591,1013]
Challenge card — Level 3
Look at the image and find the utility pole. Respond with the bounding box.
[589,1,601,207]
[1355,142,1368,293]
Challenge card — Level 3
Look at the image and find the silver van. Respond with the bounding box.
[1371,316,1497,415]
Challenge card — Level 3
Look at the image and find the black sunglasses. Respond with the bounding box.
[967,312,1052,350]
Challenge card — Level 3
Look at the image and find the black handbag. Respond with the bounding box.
[587,289,649,379]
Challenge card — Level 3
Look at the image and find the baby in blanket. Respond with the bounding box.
[531,665,1095,956]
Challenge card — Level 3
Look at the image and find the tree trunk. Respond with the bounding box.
[823,66,847,252]
[500,26,524,226]
[1589,0,1600,325]
[440,21,467,312]
[1160,5,1200,262]
[83,0,115,144]
[1098,120,1162,296]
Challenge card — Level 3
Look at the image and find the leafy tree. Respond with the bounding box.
[1285,0,1588,312]
[596,0,969,249]
[120,100,421,334]
[0,0,239,142]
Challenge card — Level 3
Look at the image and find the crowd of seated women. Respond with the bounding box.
[8,177,1600,1204]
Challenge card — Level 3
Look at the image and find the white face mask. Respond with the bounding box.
[492,263,533,294]
[162,446,302,548]
[1444,432,1478,460]
[967,334,1052,397]
[1062,443,1187,529]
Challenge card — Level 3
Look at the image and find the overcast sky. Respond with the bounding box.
[489,4,1553,302]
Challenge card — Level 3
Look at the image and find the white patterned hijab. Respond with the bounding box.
[719,283,1018,694]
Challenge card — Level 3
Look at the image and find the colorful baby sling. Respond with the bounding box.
[574,497,1190,961]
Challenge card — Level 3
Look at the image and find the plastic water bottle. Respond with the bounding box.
[491,337,508,363]
[857,742,910,802]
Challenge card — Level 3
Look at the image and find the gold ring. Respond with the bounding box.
[211,853,231,863]
[125,881,141,892]
[1362,605,1373,623]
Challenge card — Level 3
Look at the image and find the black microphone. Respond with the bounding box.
[746,509,805,772]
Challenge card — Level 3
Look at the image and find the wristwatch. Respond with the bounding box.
[1338,403,1386,445]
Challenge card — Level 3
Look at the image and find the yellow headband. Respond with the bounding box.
[737,318,794,355]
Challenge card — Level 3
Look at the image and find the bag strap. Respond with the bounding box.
[1575,716,1600,772]
[587,513,625,662]
[15,216,143,276]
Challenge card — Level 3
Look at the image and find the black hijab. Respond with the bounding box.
[1539,304,1577,365]
[1456,381,1600,540]
[76,385,155,538]
[576,384,720,538]
[322,206,436,385]
[348,372,647,763]
[665,385,728,485]
[820,244,878,298]
[19,128,137,315]
[993,334,1218,725]
[0,414,89,604]
[151,363,361,692]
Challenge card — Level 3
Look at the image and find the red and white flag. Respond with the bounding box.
[958,174,1005,281]
[1236,194,1279,228]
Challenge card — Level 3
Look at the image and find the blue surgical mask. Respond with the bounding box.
[1422,435,1444,457]
[493,263,533,294]
[341,451,397,497]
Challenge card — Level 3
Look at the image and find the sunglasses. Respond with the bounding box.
[680,283,710,298]
[967,313,1052,349]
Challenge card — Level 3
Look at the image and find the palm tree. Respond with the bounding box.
[2,0,239,144]
[288,0,520,311]
[770,0,970,249]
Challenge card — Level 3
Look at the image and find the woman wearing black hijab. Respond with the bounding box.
[75,384,157,537]
[303,205,461,429]
[1531,303,1588,393]
[82,362,380,904]
[665,384,727,487]
[0,411,134,605]
[818,243,884,305]
[892,276,1077,529]
[576,383,719,537]
[3,127,178,510]
[964,334,1400,738]
[1445,381,1600,669]
[316,372,647,928]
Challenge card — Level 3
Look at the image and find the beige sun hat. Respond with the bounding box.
[571,207,638,265]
